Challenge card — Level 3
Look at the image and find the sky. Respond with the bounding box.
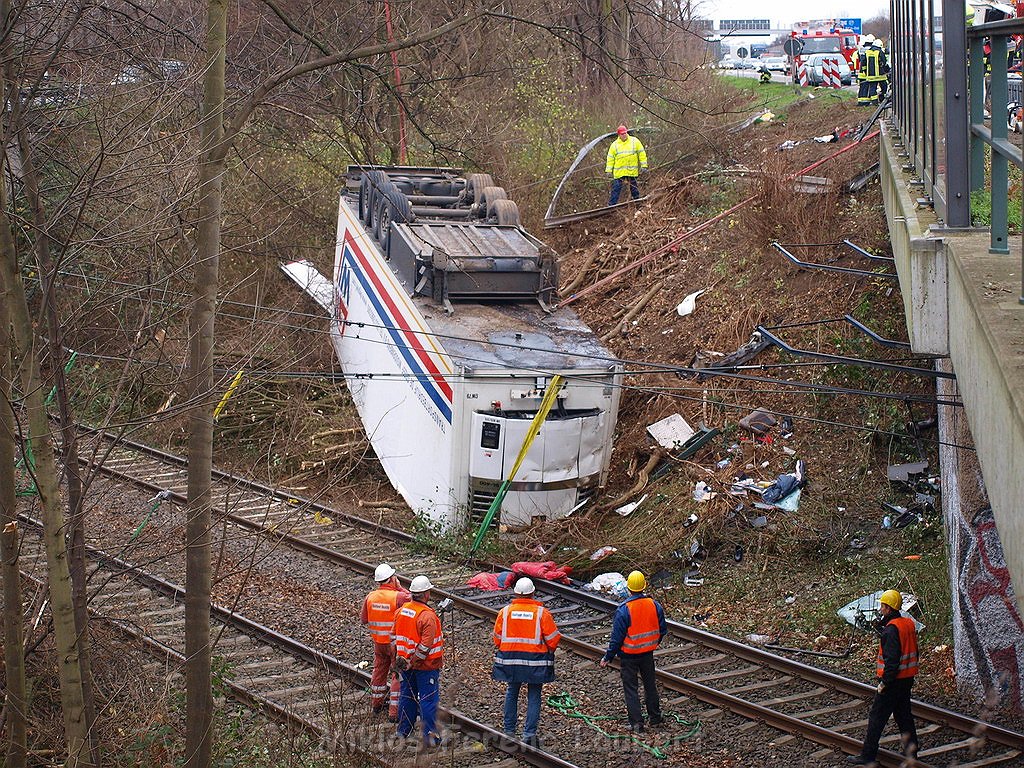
[696,0,890,29]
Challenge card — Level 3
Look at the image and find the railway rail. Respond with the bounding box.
[14,519,575,768]
[38,424,1024,766]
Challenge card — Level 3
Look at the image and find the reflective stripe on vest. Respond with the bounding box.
[394,602,443,663]
[877,615,919,679]
[365,588,399,644]
[495,600,556,653]
[621,597,660,654]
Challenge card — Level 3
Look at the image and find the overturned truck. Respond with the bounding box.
[324,166,622,531]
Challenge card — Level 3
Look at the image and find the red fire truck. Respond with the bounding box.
[788,25,860,81]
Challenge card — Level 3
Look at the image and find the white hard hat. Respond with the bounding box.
[862,34,875,45]
[514,577,536,595]
[410,575,434,593]
[374,563,396,582]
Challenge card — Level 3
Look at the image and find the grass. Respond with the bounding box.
[721,74,855,118]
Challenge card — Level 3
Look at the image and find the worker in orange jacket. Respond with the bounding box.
[394,575,444,746]
[493,577,562,745]
[847,589,920,764]
[360,563,409,719]
[600,570,666,732]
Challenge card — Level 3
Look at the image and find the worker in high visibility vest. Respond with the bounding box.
[857,35,889,105]
[360,563,410,719]
[605,125,648,205]
[393,575,444,746]
[492,577,562,745]
[847,589,920,764]
[599,571,666,732]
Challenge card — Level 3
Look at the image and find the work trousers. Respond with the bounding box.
[503,681,542,738]
[860,677,919,761]
[858,79,880,105]
[609,176,640,205]
[397,668,441,743]
[619,651,662,727]
[370,642,400,717]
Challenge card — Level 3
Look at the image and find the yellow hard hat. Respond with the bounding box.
[626,570,647,592]
[879,589,903,610]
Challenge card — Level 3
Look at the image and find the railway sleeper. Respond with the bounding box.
[722,675,799,697]
[950,748,1024,766]
[262,680,341,703]
[690,663,762,684]
[662,652,730,671]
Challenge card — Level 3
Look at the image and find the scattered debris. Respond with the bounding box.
[887,461,929,482]
[904,554,922,561]
[615,493,648,516]
[692,332,771,376]
[738,408,777,435]
[760,460,806,504]
[715,458,731,469]
[590,545,617,561]
[780,416,794,439]
[650,569,673,589]
[881,502,924,529]
[746,633,772,645]
[675,289,706,317]
[684,570,704,587]
[682,512,699,528]
[512,561,573,583]
[586,572,629,599]
[837,591,925,631]
[733,544,744,562]
[647,413,696,450]
[692,481,716,502]
[782,446,797,456]
[466,571,514,590]
[749,515,769,528]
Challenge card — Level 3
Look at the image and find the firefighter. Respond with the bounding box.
[599,570,666,732]
[847,590,920,765]
[394,575,444,747]
[360,563,409,719]
[493,577,562,744]
[857,35,889,105]
[759,64,772,84]
[605,125,648,205]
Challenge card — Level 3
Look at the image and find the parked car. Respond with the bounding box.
[763,56,788,72]
[732,59,756,70]
[805,53,852,86]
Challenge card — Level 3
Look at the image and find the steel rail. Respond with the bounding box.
[68,427,1024,760]
[17,516,580,768]
[771,241,899,279]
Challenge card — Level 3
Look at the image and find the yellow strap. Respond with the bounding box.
[213,369,244,421]
[504,374,565,484]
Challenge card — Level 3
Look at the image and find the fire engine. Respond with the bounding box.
[788,23,859,81]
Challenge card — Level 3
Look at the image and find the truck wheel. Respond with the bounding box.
[362,171,389,224]
[493,199,520,226]
[384,188,414,225]
[465,173,494,203]
[374,197,390,242]
[481,186,508,219]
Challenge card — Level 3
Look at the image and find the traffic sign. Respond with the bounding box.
[838,17,862,33]
[783,37,804,56]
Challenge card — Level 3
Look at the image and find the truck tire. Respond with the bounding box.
[361,171,389,224]
[465,173,494,203]
[375,189,413,246]
[384,188,413,225]
[481,186,507,219]
[493,199,520,226]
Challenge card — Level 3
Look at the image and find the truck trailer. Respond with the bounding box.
[285,167,622,532]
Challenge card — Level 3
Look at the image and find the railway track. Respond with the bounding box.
[44,425,1024,766]
[14,519,575,768]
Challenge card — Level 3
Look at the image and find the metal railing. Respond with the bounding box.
[890,0,1024,304]
[968,18,1024,293]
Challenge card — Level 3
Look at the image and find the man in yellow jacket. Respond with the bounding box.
[606,125,648,205]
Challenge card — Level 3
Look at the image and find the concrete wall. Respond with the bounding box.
[881,123,1024,706]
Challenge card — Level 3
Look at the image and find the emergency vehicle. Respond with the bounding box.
[282,167,622,532]
[789,23,860,80]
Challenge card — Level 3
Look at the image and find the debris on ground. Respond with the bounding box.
[589,545,617,561]
[646,413,695,449]
[887,460,929,482]
[675,289,706,316]
[615,493,648,516]
[586,572,629,599]
[692,481,716,502]
[466,571,515,591]
[837,591,925,632]
[512,561,573,583]
[738,408,777,435]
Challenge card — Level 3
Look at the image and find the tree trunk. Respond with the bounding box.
[0,172,89,768]
[0,213,27,768]
[185,1,227,766]
[15,123,99,768]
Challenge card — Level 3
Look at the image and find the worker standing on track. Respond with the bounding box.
[847,589,920,765]
[360,563,409,720]
[492,577,562,745]
[605,125,648,205]
[599,570,666,733]
[393,575,444,747]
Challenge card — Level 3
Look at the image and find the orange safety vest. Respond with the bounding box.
[877,616,919,679]
[494,598,561,654]
[394,601,443,665]
[365,587,401,644]
[621,597,661,654]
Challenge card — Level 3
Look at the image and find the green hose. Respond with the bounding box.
[546,691,700,759]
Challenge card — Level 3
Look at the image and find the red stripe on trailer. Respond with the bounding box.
[343,230,455,403]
